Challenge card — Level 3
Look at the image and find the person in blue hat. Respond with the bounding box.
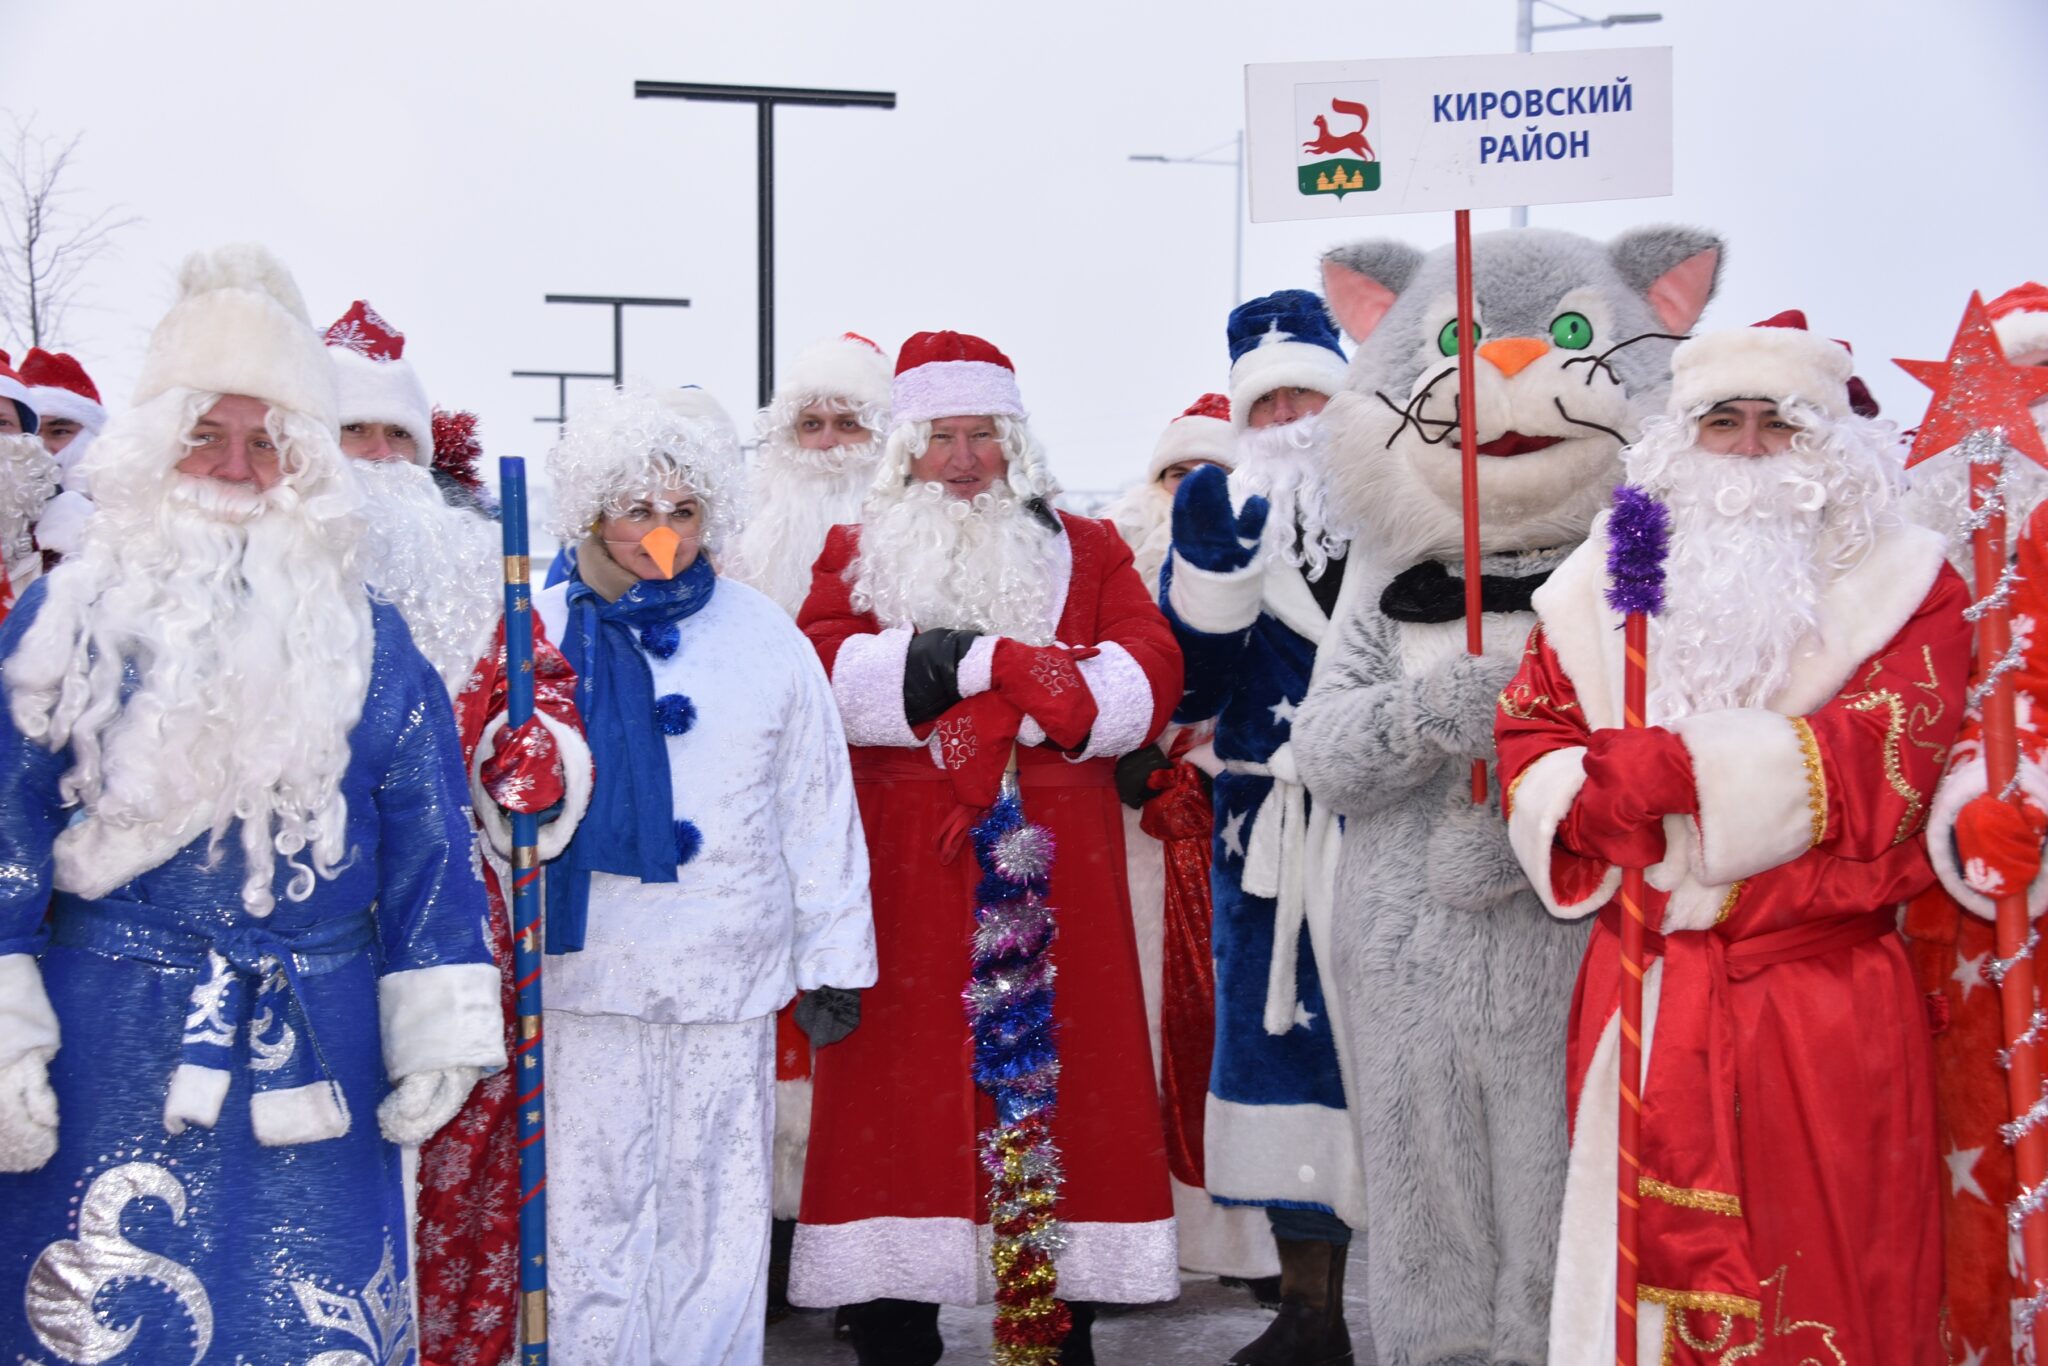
[1160,289,1364,1366]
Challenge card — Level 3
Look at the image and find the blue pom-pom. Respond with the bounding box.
[654,693,697,736]
[640,621,680,660]
[674,818,703,865]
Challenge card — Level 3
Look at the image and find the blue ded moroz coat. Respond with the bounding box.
[1160,466,1367,1225]
[0,581,502,1365]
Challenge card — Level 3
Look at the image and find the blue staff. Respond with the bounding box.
[499,457,551,1365]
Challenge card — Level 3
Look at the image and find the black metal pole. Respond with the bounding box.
[757,101,775,408]
[612,304,625,386]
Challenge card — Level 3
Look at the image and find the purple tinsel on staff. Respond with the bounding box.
[1605,483,1673,617]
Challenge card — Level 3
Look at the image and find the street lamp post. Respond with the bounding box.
[511,369,614,431]
[1129,131,1245,307]
[634,81,897,407]
[1511,0,1662,226]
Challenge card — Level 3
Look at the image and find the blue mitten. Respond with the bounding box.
[1171,464,1269,574]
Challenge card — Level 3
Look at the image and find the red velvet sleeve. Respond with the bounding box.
[796,524,877,674]
[1495,625,1613,912]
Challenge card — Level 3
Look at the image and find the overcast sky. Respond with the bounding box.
[5,0,2045,516]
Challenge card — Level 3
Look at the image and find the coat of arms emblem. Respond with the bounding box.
[1294,82,1381,199]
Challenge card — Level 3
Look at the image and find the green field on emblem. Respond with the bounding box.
[1298,159,1381,197]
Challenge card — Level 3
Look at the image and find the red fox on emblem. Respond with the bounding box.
[1302,99,1375,160]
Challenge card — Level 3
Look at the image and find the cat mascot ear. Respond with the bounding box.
[1320,241,1426,344]
[1608,225,1724,333]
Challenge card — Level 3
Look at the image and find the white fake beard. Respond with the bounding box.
[850,478,1063,641]
[1627,414,1902,723]
[5,391,373,916]
[0,433,58,560]
[1228,413,1351,582]
[727,429,882,616]
[1899,425,2048,585]
[1097,479,1174,591]
[355,458,505,695]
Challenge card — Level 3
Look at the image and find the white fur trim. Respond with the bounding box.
[958,634,998,697]
[250,1080,351,1146]
[53,811,211,905]
[1167,551,1266,636]
[771,1075,811,1220]
[0,374,33,413]
[330,347,434,465]
[1203,1093,1368,1229]
[32,489,93,555]
[161,1063,232,1135]
[1671,708,1815,885]
[1928,755,2048,921]
[0,955,59,1073]
[1643,817,1736,934]
[378,962,506,1080]
[26,387,103,431]
[1259,547,1334,643]
[1535,516,1950,727]
[1549,961,1667,1366]
[828,627,921,747]
[775,335,893,414]
[789,1214,1180,1308]
[1506,746,1622,921]
[1228,341,1348,431]
[1148,414,1236,483]
[890,360,1024,426]
[1996,312,2048,366]
[133,245,336,428]
[1669,326,1853,423]
[468,708,595,864]
[1075,642,1155,759]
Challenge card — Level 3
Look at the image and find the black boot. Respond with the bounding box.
[1225,1238,1353,1366]
[765,1217,795,1323]
[1060,1300,1097,1365]
[846,1298,944,1366]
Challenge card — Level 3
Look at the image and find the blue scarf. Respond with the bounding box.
[546,552,716,953]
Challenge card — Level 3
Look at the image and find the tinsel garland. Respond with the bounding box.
[965,786,1071,1364]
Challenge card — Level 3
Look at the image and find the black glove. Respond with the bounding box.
[903,629,980,727]
[794,986,862,1048]
[1113,744,1174,809]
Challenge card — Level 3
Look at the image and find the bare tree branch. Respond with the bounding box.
[0,114,141,349]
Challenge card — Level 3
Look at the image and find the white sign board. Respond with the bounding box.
[1245,47,1672,222]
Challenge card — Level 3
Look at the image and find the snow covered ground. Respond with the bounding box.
[763,1272,1377,1364]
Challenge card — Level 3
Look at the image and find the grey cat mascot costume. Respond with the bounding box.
[1292,225,1722,1366]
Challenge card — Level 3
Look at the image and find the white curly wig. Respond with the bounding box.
[545,384,743,550]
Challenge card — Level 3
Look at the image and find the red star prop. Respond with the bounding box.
[1895,291,2048,469]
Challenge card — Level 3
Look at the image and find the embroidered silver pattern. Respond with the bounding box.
[25,1162,215,1364]
[291,1236,414,1366]
[179,951,237,1050]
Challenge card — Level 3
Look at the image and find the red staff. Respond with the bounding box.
[1599,484,1672,1366]
[1899,294,2048,1360]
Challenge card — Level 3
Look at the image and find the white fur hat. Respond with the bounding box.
[656,385,738,444]
[1668,319,1855,423]
[774,332,892,416]
[1991,283,2048,365]
[1226,290,1350,431]
[134,244,336,428]
[325,300,434,466]
[1148,393,1236,482]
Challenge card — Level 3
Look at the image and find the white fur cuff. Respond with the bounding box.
[378,963,507,1080]
[469,708,595,863]
[958,635,999,697]
[1506,747,1621,921]
[1928,755,2048,922]
[0,955,58,1073]
[1076,643,1156,759]
[1671,709,1815,886]
[829,628,921,748]
[1167,552,1266,636]
[251,1081,351,1147]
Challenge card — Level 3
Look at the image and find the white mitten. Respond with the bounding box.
[376,1066,481,1146]
[0,1052,58,1172]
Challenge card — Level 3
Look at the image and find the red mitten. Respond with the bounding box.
[991,640,1101,751]
[1957,794,2048,900]
[481,716,567,814]
[931,691,1027,811]
[1558,726,1697,869]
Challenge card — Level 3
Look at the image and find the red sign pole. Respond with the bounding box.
[1453,208,1486,804]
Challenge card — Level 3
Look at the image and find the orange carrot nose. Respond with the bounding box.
[640,526,683,578]
[1478,337,1550,377]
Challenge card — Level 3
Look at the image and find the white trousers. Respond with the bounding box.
[546,1010,775,1366]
